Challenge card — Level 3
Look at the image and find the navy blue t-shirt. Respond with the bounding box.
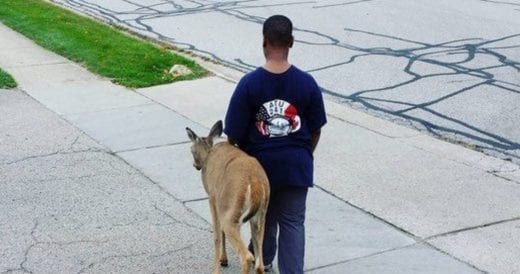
[224,65,327,189]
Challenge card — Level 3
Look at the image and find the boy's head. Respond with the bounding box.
[263,15,294,48]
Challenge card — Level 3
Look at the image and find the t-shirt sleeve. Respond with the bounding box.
[306,78,327,132]
[224,77,251,142]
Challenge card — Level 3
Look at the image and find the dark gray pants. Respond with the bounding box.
[263,186,308,274]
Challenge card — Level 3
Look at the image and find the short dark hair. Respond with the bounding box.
[263,15,293,48]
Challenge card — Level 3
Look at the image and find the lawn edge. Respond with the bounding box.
[0,0,210,89]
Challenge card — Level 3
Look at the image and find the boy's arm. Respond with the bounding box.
[307,78,326,154]
[311,130,321,154]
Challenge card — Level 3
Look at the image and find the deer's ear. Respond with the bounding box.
[208,120,223,140]
[186,127,198,142]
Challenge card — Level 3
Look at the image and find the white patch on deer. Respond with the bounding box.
[239,184,252,224]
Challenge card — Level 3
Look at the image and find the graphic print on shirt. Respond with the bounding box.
[256,99,301,137]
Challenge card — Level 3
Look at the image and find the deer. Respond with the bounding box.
[186,120,270,274]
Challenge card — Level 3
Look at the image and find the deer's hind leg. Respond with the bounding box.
[222,221,254,274]
[250,211,266,274]
[220,231,228,266]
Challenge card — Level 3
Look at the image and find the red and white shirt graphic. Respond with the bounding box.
[256,99,301,137]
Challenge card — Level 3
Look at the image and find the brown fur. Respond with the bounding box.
[186,121,270,274]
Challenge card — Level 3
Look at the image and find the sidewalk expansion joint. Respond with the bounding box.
[107,151,182,204]
[486,169,520,185]
[0,148,106,166]
[135,91,210,130]
[182,197,209,204]
[487,171,518,184]
[5,61,71,69]
[153,204,210,232]
[114,141,191,154]
[419,240,487,273]
[425,216,520,240]
[305,243,417,272]
[313,185,421,241]
[64,102,156,116]
[314,184,485,273]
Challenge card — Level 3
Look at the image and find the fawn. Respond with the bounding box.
[186,120,270,274]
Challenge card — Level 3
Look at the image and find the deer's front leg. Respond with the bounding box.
[209,199,223,274]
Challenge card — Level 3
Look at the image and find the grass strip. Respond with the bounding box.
[0,0,206,88]
[0,68,17,89]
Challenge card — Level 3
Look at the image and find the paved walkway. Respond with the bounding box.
[1,23,520,273]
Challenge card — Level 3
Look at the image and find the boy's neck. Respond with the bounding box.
[263,59,291,74]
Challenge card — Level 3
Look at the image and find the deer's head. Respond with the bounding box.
[185,120,223,171]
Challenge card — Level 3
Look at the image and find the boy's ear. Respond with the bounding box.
[186,127,198,142]
[208,120,223,140]
[289,36,294,48]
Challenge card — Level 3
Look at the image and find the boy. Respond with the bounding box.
[224,15,327,273]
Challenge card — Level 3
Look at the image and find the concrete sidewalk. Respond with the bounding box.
[1,23,519,274]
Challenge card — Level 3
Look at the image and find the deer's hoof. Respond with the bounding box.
[220,259,228,267]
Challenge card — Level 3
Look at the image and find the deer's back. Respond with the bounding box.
[202,142,269,203]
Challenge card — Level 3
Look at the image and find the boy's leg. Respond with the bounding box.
[262,188,279,266]
[277,187,308,274]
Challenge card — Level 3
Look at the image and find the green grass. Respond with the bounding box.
[0,0,206,88]
[0,68,17,89]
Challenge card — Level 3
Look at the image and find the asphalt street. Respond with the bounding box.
[49,0,520,164]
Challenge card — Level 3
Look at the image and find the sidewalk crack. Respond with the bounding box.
[425,216,520,240]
